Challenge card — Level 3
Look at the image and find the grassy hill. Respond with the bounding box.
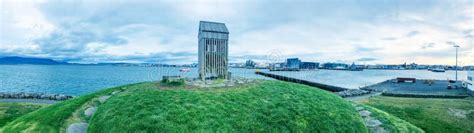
[1,80,424,132]
[357,104,423,132]
[0,103,46,127]
[88,81,366,132]
[0,83,126,132]
[359,96,474,133]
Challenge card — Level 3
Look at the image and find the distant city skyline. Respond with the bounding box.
[0,0,473,65]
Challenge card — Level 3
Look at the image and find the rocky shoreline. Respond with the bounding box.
[336,89,371,98]
[0,92,74,101]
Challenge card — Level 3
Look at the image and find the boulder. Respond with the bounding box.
[84,107,97,117]
[66,122,88,133]
[359,110,372,117]
[40,94,48,99]
[98,96,111,103]
[111,91,120,95]
[355,106,364,111]
[366,119,382,128]
[58,95,67,100]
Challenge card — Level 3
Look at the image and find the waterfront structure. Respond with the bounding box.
[322,63,348,70]
[287,58,301,69]
[269,63,286,71]
[245,60,256,68]
[467,70,473,90]
[349,62,364,71]
[198,21,229,80]
[255,62,270,69]
[350,62,357,70]
[301,62,319,69]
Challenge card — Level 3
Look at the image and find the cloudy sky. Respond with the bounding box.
[0,0,473,65]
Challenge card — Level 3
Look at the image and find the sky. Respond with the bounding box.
[0,0,473,65]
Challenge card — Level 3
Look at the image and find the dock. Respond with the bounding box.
[361,79,473,98]
[255,71,348,92]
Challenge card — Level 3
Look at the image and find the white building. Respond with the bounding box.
[198,21,230,80]
[467,70,473,90]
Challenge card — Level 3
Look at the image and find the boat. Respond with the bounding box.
[179,68,191,72]
[429,68,445,72]
[333,66,347,70]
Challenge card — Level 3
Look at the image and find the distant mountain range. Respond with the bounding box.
[0,56,183,67]
[0,56,69,65]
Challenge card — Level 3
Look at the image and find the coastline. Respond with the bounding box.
[0,92,73,102]
[0,98,58,104]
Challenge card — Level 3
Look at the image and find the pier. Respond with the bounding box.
[255,71,348,92]
[362,79,473,98]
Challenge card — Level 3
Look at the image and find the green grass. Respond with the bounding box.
[359,96,474,133]
[89,81,367,132]
[0,103,46,127]
[358,105,424,132]
[160,78,185,86]
[10,81,441,132]
[0,83,134,132]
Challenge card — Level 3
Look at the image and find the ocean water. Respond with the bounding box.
[269,69,468,89]
[0,65,468,95]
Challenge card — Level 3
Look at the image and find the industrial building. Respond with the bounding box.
[286,58,301,69]
[301,62,319,69]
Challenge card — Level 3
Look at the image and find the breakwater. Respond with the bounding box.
[0,92,74,101]
[255,71,348,92]
[336,89,371,98]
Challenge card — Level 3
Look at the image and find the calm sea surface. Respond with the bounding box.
[268,69,467,89]
[0,65,468,95]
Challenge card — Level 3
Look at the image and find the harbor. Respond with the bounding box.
[256,70,473,98]
[265,69,468,89]
[362,78,473,98]
[255,71,372,97]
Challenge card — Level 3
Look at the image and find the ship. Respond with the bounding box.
[429,68,445,72]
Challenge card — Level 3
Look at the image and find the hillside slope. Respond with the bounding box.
[0,83,128,132]
[1,80,424,132]
[360,96,474,133]
[89,81,367,132]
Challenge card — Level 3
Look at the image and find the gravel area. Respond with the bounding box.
[362,79,470,96]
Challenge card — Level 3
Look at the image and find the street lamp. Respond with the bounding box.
[454,45,460,82]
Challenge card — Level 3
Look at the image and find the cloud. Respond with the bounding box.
[406,30,420,37]
[355,46,381,52]
[381,37,397,41]
[446,41,458,46]
[421,43,436,49]
[463,29,474,39]
[356,57,377,62]
[0,0,473,65]
[34,26,128,55]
